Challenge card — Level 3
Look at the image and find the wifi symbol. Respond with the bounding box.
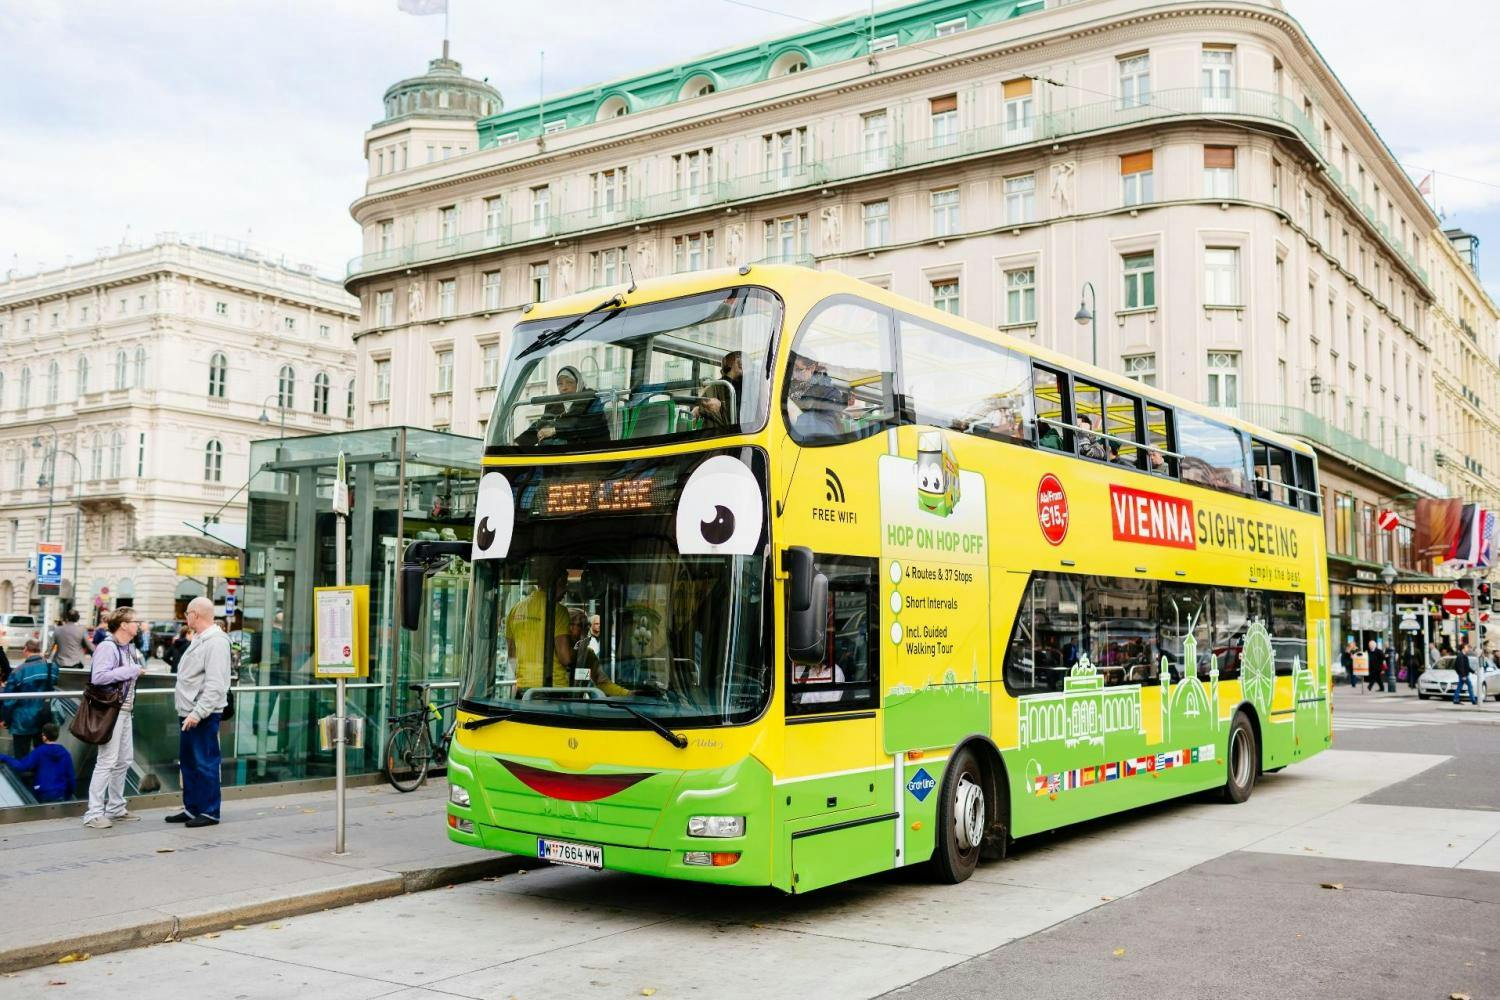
[824,468,846,504]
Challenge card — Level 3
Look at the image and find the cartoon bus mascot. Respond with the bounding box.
[915,430,960,517]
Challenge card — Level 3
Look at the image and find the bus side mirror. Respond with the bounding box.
[783,546,827,664]
[400,562,426,632]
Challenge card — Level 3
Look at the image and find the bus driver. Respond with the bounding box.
[505,569,574,692]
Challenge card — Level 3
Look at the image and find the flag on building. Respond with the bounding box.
[1416,498,1463,562]
[1417,173,1433,197]
[398,0,447,14]
[1479,511,1498,569]
[1449,504,1484,565]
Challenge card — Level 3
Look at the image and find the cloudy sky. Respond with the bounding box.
[2,0,1495,296]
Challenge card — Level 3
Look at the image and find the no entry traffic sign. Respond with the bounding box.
[1377,509,1400,532]
[1442,588,1473,616]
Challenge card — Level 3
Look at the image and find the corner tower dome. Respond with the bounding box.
[379,45,502,125]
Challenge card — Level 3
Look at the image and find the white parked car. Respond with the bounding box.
[0,614,40,655]
[1417,655,1500,701]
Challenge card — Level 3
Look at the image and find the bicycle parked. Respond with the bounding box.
[383,682,457,792]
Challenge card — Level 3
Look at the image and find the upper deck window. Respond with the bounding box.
[488,287,781,452]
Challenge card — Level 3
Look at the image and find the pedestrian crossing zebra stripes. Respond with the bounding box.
[1332,714,1450,732]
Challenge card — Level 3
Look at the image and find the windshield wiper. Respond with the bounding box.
[515,293,622,360]
[461,709,520,731]
[591,699,689,749]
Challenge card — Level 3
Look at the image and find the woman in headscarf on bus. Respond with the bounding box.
[516,366,606,446]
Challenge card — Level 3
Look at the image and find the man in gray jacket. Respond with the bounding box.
[166,597,231,827]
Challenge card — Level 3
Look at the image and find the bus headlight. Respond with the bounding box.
[449,785,471,808]
[687,815,744,838]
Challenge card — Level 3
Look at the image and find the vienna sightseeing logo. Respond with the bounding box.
[906,767,937,802]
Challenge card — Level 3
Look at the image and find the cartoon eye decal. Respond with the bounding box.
[472,472,515,561]
[676,455,763,555]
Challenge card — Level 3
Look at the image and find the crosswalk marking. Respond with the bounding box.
[1332,714,1450,731]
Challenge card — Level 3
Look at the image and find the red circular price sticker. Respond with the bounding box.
[1037,474,1069,546]
[342,645,352,657]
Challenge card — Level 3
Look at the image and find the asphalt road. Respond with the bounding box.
[10,687,1499,1000]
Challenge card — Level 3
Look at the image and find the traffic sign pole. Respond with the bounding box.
[334,451,348,856]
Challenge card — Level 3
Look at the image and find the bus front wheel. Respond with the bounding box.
[1220,713,1258,804]
[930,746,986,884]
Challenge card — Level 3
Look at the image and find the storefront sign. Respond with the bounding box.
[177,556,242,578]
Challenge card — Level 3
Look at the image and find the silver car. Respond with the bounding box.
[0,613,40,655]
[1418,655,1500,701]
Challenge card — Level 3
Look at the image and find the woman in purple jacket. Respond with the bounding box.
[81,608,146,830]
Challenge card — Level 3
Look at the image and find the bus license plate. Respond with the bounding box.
[537,838,602,869]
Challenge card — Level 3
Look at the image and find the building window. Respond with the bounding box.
[373,359,391,401]
[435,351,453,393]
[313,372,330,415]
[1004,174,1035,224]
[763,127,809,178]
[1121,150,1154,206]
[18,367,30,407]
[345,378,356,419]
[137,433,146,477]
[483,270,502,310]
[1124,353,1157,387]
[438,278,456,317]
[1333,492,1356,556]
[862,200,890,249]
[484,196,505,237]
[376,289,394,326]
[861,111,890,170]
[1118,53,1151,108]
[215,301,228,316]
[379,219,394,251]
[50,311,60,329]
[931,278,960,314]
[203,440,223,483]
[530,262,550,302]
[763,214,810,260]
[283,316,296,331]
[1206,351,1240,407]
[1204,247,1239,306]
[1004,268,1036,325]
[134,347,145,387]
[1203,145,1236,198]
[319,323,330,339]
[930,187,960,237]
[1201,46,1235,103]
[481,343,502,387]
[46,360,59,404]
[109,432,123,479]
[89,434,102,480]
[1002,78,1034,143]
[590,167,629,213]
[672,232,714,273]
[208,352,227,398]
[672,149,715,191]
[530,186,551,228]
[929,94,958,146]
[591,246,629,286]
[113,350,128,390]
[935,15,967,36]
[1122,252,1156,309]
[76,356,89,396]
[278,364,296,410]
[870,33,898,53]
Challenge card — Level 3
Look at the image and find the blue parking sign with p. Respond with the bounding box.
[37,553,62,585]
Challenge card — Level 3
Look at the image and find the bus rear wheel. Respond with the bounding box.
[1220,713,1257,804]
[930,747,986,884]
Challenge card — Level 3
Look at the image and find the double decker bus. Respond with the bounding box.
[406,265,1330,892]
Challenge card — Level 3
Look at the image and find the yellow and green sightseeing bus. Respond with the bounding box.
[406,265,1329,892]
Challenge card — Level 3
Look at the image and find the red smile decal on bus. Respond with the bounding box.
[499,759,653,802]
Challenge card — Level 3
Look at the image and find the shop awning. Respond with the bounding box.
[128,533,241,559]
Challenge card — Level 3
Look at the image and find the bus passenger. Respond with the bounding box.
[505,572,573,691]
[1076,414,1109,460]
[568,607,627,696]
[694,351,744,427]
[516,367,607,446]
[787,354,847,438]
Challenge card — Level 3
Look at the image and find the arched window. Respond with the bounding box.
[596,94,630,121]
[90,433,103,480]
[134,347,146,387]
[109,431,124,479]
[679,74,717,100]
[208,352,228,398]
[346,378,356,420]
[769,51,809,77]
[313,371,330,416]
[114,350,128,390]
[278,365,296,410]
[18,366,31,408]
[203,439,223,483]
[76,356,89,396]
[46,360,60,404]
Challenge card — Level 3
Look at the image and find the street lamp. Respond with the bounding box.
[1074,282,1098,367]
[1381,561,1399,693]
[258,392,288,440]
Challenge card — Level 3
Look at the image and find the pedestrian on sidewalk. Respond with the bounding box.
[48,609,94,672]
[167,597,231,828]
[1341,641,1357,689]
[2,639,58,757]
[1452,642,1480,706]
[0,722,74,802]
[81,608,146,829]
[1365,639,1385,692]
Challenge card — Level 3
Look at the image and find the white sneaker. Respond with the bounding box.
[108,812,141,822]
[83,816,113,830]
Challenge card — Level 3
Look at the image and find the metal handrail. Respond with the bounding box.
[0,679,460,701]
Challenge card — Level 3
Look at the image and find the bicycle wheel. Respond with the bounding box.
[384,722,432,793]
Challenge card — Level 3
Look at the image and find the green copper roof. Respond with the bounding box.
[477,0,1044,146]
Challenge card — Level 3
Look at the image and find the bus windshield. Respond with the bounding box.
[487,286,781,452]
[463,452,771,728]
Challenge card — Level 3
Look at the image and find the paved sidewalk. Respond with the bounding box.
[0,781,524,973]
